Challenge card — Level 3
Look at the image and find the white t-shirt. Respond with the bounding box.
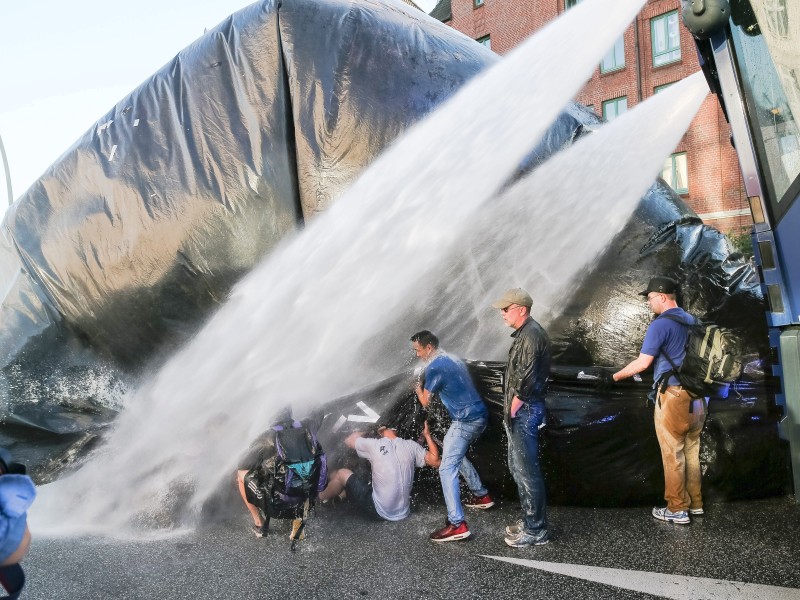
[355,436,427,521]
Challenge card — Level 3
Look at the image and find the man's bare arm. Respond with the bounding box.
[344,431,364,449]
[415,383,431,408]
[613,353,655,382]
[421,421,440,468]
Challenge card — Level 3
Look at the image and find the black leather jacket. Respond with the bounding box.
[504,317,551,425]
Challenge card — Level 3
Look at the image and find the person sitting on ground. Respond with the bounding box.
[319,421,440,521]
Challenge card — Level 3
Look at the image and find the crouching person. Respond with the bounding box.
[237,430,276,537]
[237,417,326,545]
[320,421,439,521]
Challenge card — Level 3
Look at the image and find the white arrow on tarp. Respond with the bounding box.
[331,401,381,432]
[482,556,800,600]
[347,401,380,422]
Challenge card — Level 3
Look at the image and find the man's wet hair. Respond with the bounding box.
[410,330,439,349]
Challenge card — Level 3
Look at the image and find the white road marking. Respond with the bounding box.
[482,556,800,600]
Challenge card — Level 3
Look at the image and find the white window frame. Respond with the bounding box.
[652,11,681,67]
[602,96,627,121]
[662,152,688,193]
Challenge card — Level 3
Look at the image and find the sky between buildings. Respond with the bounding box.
[0,0,436,212]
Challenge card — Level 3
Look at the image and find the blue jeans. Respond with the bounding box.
[506,402,548,535]
[439,417,488,526]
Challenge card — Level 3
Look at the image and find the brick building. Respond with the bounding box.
[429,0,752,234]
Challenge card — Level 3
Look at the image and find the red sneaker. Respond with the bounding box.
[464,494,495,509]
[429,520,471,542]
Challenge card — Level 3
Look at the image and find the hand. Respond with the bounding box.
[593,368,615,395]
[510,396,524,419]
[416,385,430,408]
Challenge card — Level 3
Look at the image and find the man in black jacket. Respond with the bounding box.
[492,288,551,547]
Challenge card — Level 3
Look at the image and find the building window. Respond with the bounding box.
[602,96,627,121]
[651,11,681,66]
[654,82,675,94]
[601,36,625,73]
[662,152,688,193]
[474,0,484,7]
[477,35,491,49]
[565,0,580,8]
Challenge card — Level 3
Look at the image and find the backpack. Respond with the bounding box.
[657,313,744,400]
[243,420,327,546]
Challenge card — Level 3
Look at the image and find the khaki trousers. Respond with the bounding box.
[654,385,707,512]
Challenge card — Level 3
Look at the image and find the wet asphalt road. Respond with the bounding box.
[21,494,800,599]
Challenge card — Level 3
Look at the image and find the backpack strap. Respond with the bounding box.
[290,499,311,552]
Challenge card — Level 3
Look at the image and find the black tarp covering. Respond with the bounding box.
[546,182,769,369]
[0,0,789,502]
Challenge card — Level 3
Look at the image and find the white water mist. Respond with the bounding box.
[29,0,708,537]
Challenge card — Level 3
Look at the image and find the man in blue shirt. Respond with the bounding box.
[612,277,707,525]
[411,330,494,542]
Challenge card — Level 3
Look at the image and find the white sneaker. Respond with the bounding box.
[688,507,704,516]
[652,506,690,525]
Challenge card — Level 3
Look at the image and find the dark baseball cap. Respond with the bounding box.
[639,276,679,296]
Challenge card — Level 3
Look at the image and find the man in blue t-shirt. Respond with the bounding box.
[612,277,707,525]
[411,330,494,543]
